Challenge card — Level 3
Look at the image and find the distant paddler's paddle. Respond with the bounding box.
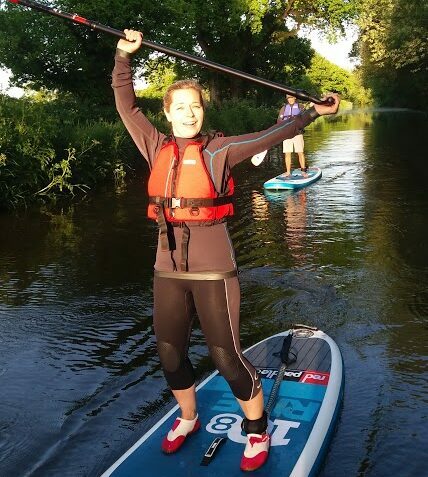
[251,150,268,166]
[8,0,333,105]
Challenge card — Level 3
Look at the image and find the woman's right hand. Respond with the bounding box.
[117,29,143,54]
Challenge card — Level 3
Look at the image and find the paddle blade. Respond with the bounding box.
[251,150,267,166]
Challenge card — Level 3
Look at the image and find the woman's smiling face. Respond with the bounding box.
[164,88,204,138]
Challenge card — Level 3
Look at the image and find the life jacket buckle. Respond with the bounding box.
[170,197,182,209]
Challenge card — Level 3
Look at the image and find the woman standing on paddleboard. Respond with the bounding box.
[112,29,339,472]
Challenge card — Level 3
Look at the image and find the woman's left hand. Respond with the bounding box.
[314,93,340,116]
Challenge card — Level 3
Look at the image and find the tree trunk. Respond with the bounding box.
[209,76,221,106]
[230,77,243,100]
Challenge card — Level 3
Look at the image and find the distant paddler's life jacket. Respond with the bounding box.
[281,102,301,120]
[147,141,234,269]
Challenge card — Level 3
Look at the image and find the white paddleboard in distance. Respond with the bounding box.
[264,167,322,190]
[101,325,344,477]
[251,150,268,166]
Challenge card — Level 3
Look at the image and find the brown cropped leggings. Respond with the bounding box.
[153,275,261,401]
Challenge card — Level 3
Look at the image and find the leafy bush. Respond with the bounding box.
[0,94,138,209]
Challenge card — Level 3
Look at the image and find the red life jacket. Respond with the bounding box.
[148,141,234,223]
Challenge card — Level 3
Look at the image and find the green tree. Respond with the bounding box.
[355,0,428,109]
[302,53,372,106]
[0,0,166,104]
[277,0,358,38]
[155,0,359,104]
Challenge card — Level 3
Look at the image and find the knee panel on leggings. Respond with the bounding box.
[157,341,181,373]
[157,341,195,390]
[210,345,256,401]
[210,345,241,380]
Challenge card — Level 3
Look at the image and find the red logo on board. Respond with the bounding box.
[300,371,330,385]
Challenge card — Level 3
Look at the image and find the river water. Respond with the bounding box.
[0,110,427,477]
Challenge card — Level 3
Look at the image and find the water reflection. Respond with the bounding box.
[252,189,308,262]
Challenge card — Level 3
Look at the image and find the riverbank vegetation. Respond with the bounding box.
[0,92,138,209]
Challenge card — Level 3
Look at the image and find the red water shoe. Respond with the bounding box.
[161,415,200,454]
[240,432,270,471]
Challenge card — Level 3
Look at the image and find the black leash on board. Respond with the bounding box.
[265,331,297,417]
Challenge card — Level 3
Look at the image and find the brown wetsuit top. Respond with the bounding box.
[112,50,319,274]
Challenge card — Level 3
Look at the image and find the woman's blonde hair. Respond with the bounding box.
[163,80,205,112]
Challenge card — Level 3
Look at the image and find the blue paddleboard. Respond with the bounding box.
[264,167,322,190]
[101,326,344,477]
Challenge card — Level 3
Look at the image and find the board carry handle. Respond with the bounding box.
[200,437,226,466]
[8,0,333,105]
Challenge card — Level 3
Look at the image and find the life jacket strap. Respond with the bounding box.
[149,196,232,208]
[156,204,176,255]
[181,223,190,272]
[170,219,226,227]
[152,196,231,270]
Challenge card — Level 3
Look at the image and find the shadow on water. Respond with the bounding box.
[0,109,427,476]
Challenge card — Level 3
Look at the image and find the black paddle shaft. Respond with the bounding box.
[9,0,333,105]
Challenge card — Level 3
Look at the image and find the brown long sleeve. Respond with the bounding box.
[112,51,167,169]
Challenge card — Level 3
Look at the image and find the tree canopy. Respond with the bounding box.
[302,53,371,106]
[355,0,428,110]
[0,0,360,104]
[0,0,163,103]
